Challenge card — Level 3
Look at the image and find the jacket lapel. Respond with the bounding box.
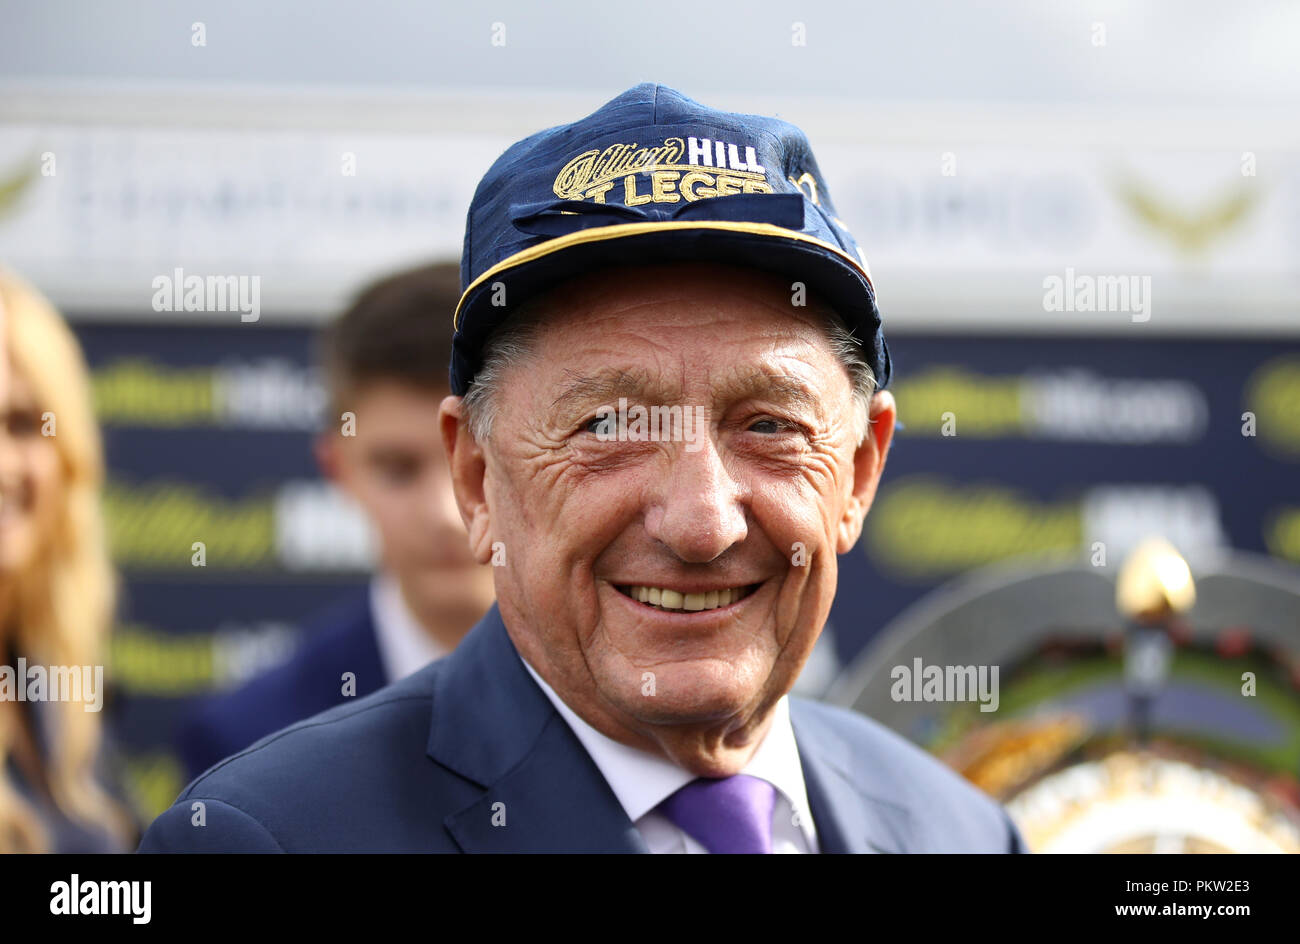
[791,700,913,854]
[443,715,648,853]
[428,605,646,853]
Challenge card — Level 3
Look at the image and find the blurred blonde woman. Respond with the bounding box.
[0,268,134,852]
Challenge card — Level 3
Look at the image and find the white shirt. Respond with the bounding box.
[520,656,819,854]
[369,573,447,683]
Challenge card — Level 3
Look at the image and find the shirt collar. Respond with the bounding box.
[369,573,447,683]
[519,653,815,832]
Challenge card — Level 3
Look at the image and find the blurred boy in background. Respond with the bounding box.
[178,262,495,781]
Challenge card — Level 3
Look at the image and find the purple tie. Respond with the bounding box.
[658,774,777,854]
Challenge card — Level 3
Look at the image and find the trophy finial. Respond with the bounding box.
[1116,536,1196,624]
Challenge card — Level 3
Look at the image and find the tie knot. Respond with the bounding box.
[658,774,777,854]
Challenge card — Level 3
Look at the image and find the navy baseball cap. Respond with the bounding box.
[451,82,891,396]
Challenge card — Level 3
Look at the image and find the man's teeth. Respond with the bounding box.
[625,586,745,611]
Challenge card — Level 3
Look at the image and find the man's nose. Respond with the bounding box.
[644,438,747,564]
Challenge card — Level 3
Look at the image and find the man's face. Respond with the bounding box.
[443,263,894,775]
[322,380,494,627]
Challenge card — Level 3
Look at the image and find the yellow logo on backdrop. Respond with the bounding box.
[1265,506,1300,563]
[93,360,216,425]
[553,136,773,205]
[1246,356,1300,457]
[103,482,273,568]
[866,477,1082,578]
[1112,174,1259,255]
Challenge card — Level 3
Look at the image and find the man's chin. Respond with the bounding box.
[597,660,766,728]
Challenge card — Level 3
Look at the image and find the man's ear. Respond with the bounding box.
[439,394,494,564]
[836,390,895,554]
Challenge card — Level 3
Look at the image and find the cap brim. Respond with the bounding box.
[451,221,889,395]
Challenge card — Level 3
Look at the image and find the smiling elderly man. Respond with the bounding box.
[140,84,1025,854]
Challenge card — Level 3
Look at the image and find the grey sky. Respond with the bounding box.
[2,0,1296,107]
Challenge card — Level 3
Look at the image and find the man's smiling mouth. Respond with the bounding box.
[615,583,760,613]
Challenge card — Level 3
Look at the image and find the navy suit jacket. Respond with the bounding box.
[176,590,386,784]
[142,603,1026,853]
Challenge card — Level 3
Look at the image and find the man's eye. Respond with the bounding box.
[582,414,616,435]
[748,418,787,435]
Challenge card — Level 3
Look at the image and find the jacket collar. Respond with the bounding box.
[427,604,646,852]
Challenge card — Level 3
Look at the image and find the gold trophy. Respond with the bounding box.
[1116,537,1196,745]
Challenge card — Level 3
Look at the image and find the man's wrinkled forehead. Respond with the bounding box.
[546,360,832,425]
[493,262,850,422]
[514,264,845,364]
